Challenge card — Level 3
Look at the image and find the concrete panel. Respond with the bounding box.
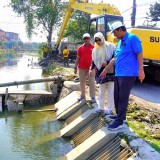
[62,127,117,160]
[55,91,81,116]
[57,99,86,120]
[60,109,97,137]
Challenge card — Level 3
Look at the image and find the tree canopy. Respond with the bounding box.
[63,11,91,42]
[148,2,160,21]
[63,0,91,42]
[10,0,64,44]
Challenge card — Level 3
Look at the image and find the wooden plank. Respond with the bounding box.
[0,90,52,95]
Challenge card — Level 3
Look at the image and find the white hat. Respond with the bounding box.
[110,21,124,34]
[82,33,90,38]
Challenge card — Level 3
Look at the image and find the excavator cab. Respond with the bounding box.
[89,14,123,45]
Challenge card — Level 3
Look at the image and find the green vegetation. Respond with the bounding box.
[38,42,47,59]
[45,63,57,75]
[148,2,160,21]
[10,0,64,43]
[126,103,160,153]
[127,121,160,152]
[64,11,91,42]
[0,49,16,63]
[146,2,160,26]
[63,0,96,42]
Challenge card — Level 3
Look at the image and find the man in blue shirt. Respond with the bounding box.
[100,21,145,130]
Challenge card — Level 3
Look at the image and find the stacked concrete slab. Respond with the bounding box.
[54,83,160,160]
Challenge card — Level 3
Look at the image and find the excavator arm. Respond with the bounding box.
[54,0,121,50]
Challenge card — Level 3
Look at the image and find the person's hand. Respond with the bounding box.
[74,68,77,74]
[99,68,107,78]
[102,61,107,67]
[139,69,145,83]
[89,69,93,76]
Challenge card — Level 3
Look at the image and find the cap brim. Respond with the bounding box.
[110,30,114,34]
[110,24,124,34]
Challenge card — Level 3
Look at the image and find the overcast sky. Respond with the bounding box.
[0,0,159,42]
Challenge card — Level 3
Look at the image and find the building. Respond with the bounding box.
[5,31,19,42]
[0,28,20,42]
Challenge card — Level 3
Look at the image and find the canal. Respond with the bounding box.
[0,54,72,160]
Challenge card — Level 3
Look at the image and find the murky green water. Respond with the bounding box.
[0,54,72,160]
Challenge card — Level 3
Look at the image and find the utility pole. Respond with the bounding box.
[131,0,136,27]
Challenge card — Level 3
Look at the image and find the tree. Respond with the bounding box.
[63,0,91,42]
[10,0,64,44]
[146,2,160,26]
[64,11,91,42]
[0,40,3,48]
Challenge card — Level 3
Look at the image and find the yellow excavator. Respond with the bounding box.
[53,0,160,82]
[54,0,122,50]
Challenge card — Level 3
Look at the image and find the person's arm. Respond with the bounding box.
[89,61,96,76]
[90,61,95,70]
[131,35,145,82]
[137,52,145,82]
[74,55,80,74]
[99,58,115,78]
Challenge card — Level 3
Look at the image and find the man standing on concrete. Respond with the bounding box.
[43,44,49,58]
[100,22,145,130]
[63,46,69,67]
[74,33,96,104]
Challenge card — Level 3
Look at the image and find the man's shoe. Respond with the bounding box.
[104,109,112,115]
[74,77,79,82]
[108,115,117,120]
[108,115,127,123]
[123,119,127,123]
[92,102,98,108]
[77,96,86,102]
[108,121,124,131]
[95,108,104,113]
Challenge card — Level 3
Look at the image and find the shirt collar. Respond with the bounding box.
[83,43,92,46]
[121,32,129,41]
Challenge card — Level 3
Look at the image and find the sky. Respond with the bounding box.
[0,0,159,43]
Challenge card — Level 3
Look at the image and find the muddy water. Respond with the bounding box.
[0,55,72,160]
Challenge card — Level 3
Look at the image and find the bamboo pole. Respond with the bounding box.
[0,76,64,88]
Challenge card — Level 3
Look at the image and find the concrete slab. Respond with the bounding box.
[55,91,81,116]
[129,138,160,160]
[61,127,117,160]
[57,99,86,120]
[60,109,97,137]
[63,81,80,91]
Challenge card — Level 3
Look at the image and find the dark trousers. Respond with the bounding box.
[64,57,69,66]
[114,76,136,123]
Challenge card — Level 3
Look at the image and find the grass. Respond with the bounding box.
[127,121,160,152]
[45,63,57,74]
[126,103,160,153]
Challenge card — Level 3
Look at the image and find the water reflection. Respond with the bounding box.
[4,59,18,66]
[0,110,72,160]
[0,55,48,91]
[0,54,72,160]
